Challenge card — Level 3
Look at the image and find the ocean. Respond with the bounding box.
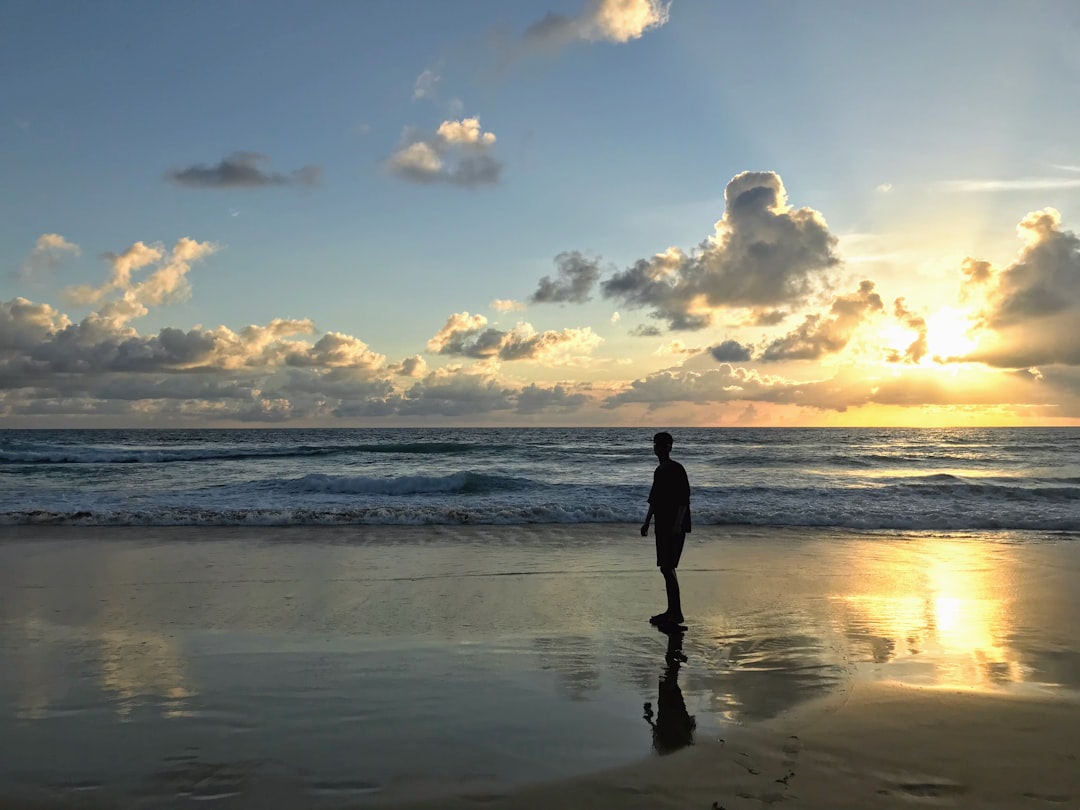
[1,427,1078,532]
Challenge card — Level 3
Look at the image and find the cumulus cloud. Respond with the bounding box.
[19,234,80,285]
[962,207,1080,367]
[529,252,602,304]
[516,383,588,414]
[387,117,502,188]
[759,280,883,362]
[165,152,321,189]
[392,355,428,377]
[606,364,808,409]
[398,368,515,417]
[709,339,752,362]
[63,238,218,326]
[0,298,71,350]
[523,0,670,47]
[426,311,601,363]
[491,299,526,313]
[600,172,840,330]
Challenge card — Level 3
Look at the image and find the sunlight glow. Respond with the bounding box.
[926,308,979,361]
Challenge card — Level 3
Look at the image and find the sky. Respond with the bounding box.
[3,0,1080,428]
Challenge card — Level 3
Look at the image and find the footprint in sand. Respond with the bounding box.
[781,735,802,771]
[734,751,761,775]
[882,780,968,799]
[725,736,803,806]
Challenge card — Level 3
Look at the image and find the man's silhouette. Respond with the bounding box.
[640,431,691,627]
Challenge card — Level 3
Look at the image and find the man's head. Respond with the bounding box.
[653,431,674,458]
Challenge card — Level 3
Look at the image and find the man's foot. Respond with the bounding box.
[649,612,669,625]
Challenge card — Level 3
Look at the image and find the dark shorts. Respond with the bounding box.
[655,531,686,569]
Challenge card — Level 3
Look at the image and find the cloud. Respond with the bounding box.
[940,178,1080,192]
[63,238,218,326]
[387,117,502,188]
[413,68,441,99]
[885,298,928,364]
[18,234,80,285]
[604,361,1034,414]
[0,298,71,351]
[523,0,670,47]
[529,252,602,304]
[600,172,840,330]
[963,207,1080,367]
[491,299,526,313]
[759,280,884,362]
[709,339,752,362]
[165,152,322,189]
[655,340,701,356]
[516,383,588,414]
[606,363,813,409]
[875,183,893,193]
[426,311,601,363]
[398,368,515,416]
[392,355,428,377]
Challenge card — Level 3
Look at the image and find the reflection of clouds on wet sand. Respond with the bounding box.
[5,618,195,722]
[682,609,849,722]
[829,538,1060,691]
[98,629,194,719]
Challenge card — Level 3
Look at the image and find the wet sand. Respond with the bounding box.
[1,525,1079,807]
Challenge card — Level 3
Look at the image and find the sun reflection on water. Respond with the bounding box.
[834,538,1023,690]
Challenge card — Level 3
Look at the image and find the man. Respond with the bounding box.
[640,431,691,628]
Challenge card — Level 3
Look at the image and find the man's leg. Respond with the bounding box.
[660,566,683,621]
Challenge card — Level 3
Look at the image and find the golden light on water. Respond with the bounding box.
[834,539,1020,690]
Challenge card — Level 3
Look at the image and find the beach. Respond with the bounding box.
[1,524,1079,808]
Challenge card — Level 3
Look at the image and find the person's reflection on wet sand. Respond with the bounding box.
[642,628,696,754]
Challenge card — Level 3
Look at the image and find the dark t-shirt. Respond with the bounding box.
[648,459,691,536]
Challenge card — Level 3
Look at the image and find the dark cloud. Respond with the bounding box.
[747,309,787,326]
[165,152,322,189]
[398,373,515,417]
[600,172,840,331]
[759,281,883,362]
[1,298,69,351]
[709,340,752,362]
[986,209,1080,327]
[530,252,602,304]
[963,208,1080,367]
[516,383,587,414]
[629,324,663,337]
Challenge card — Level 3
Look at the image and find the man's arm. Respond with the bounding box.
[641,505,654,537]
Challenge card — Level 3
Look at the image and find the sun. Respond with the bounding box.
[925,308,979,361]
